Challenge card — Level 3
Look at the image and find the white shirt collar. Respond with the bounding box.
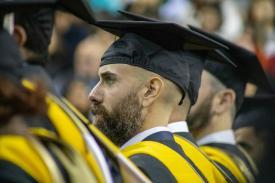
[197,130,236,146]
[121,126,171,150]
[167,121,189,133]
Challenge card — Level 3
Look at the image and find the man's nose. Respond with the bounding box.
[88,83,103,104]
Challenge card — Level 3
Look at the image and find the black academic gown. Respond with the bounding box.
[128,131,183,183]
[17,63,122,182]
[173,132,230,183]
[202,142,258,183]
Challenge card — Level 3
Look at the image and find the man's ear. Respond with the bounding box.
[13,25,27,46]
[141,77,164,107]
[211,89,236,114]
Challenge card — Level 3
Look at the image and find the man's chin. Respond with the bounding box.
[91,115,103,125]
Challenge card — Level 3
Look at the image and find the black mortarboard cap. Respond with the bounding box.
[0,0,95,23]
[118,10,159,22]
[100,11,236,104]
[94,18,234,104]
[233,95,275,130]
[189,25,273,109]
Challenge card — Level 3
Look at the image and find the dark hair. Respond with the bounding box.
[0,75,47,125]
[14,9,54,59]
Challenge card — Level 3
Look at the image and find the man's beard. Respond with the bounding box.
[187,93,215,133]
[90,92,143,146]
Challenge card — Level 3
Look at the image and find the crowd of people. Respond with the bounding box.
[0,0,275,182]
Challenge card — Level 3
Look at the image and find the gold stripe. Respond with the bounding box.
[201,146,247,183]
[220,147,255,183]
[174,135,232,183]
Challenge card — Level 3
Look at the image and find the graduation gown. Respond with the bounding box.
[0,132,96,183]
[21,65,115,183]
[174,131,231,183]
[197,131,258,183]
[122,130,211,183]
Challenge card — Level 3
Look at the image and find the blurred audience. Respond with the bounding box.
[64,78,91,116]
[237,0,275,77]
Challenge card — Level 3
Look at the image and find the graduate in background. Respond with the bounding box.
[186,26,273,183]
[233,95,275,183]
[0,28,97,183]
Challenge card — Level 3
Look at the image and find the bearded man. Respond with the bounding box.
[186,26,272,183]
[89,18,234,182]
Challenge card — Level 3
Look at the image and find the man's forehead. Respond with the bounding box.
[99,64,137,75]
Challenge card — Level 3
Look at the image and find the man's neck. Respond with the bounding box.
[169,103,190,123]
[139,105,172,133]
[193,114,233,141]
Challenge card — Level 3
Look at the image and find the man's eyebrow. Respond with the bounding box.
[100,71,117,78]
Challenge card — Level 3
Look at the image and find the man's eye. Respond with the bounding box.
[104,77,116,85]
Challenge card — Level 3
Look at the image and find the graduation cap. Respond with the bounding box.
[233,95,275,130]
[0,0,55,13]
[1,0,95,64]
[94,18,235,105]
[189,25,273,109]
[95,12,236,104]
[0,0,96,24]
[118,10,159,22]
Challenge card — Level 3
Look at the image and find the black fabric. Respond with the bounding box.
[186,53,206,104]
[0,0,95,24]
[95,20,228,51]
[174,131,198,146]
[256,142,275,183]
[205,143,258,178]
[233,95,275,130]
[0,1,55,14]
[0,160,38,183]
[118,10,159,22]
[130,154,177,183]
[189,25,273,110]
